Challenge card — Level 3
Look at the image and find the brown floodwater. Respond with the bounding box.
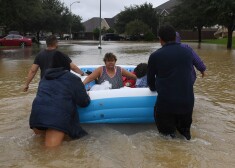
[0,41,234,168]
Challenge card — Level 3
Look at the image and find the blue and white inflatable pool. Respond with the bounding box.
[76,65,158,124]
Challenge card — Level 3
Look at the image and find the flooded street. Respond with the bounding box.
[0,41,234,168]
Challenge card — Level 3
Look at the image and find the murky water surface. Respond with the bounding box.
[0,41,234,168]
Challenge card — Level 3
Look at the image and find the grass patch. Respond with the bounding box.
[202,37,235,48]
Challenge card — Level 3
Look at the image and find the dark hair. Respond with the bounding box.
[134,63,148,78]
[103,52,117,62]
[51,52,70,71]
[158,24,176,43]
[46,35,58,46]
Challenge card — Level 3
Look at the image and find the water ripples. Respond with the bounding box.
[0,42,235,168]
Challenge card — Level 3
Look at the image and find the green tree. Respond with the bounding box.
[106,28,115,33]
[41,0,66,33]
[134,3,159,36]
[115,3,158,37]
[170,0,234,49]
[71,15,84,33]
[115,6,137,34]
[93,28,100,40]
[170,0,216,43]
[125,19,150,38]
[60,7,72,34]
[0,0,84,41]
[0,0,43,34]
[206,0,235,49]
[144,31,156,41]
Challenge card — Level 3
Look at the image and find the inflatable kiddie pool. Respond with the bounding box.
[76,65,157,123]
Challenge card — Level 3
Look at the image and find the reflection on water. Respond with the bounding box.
[0,41,234,167]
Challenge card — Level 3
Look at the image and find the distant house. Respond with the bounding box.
[214,26,235,38]
[81,17,116,40]
[104,17,116,29]
[79,0,216,40]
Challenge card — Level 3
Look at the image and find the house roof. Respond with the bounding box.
[82,17,101,32]
[155,0,180,15]
[82,17,116,32]
[156,0,179,10]
[82,1,179,33]
[104,18,115,28]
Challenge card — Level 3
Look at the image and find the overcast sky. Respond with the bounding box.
[62,0,169,22]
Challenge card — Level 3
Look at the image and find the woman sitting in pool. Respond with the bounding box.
[83,52,137,89]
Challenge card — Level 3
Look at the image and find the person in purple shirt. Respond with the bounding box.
[176,32,206,84]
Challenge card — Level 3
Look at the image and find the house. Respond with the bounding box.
[80,0,216,40]
[103,17,116,29]
[81,17,116,40]
[81,1,179,40]
[214,26,235,38]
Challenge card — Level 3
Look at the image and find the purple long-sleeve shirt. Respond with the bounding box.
[181,43,206,84]
[176,32,206,84]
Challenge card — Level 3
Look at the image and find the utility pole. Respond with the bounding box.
[98,0,102,49]
[70,1,80,40]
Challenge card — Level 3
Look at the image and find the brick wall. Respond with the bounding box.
[177,30,217,41]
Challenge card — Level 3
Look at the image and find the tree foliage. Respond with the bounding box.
[170,0,234,49]
[106,28,115,33]
[93,28,100,40]
[0,0,42,33]
[170,0,216,43]
[0,0,83,39]
[71,15,84,33]
[40,0,65,33]
[115,3,159,36]
[125,20,150,36]
[206,0,235,49]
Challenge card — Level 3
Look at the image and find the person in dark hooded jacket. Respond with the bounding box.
[29,53,90,147]
[147,24,194,140]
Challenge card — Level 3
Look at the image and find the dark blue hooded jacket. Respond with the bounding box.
[147,42,194,114]
[30,67,90,138]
